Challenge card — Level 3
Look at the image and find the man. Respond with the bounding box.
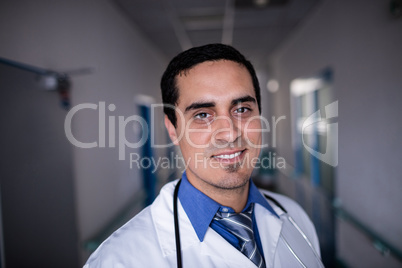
[85,44,323,267]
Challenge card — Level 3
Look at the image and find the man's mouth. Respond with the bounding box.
[213,151,242,159]
[211,149,246,162]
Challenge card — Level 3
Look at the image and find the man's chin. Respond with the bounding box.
[213,175,250,190]
[210,167,251,190]
[222,163,241,173]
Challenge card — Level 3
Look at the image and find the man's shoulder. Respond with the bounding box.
[84,181,179,267]
[84,206,157,266]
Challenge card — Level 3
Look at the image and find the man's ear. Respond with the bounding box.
[164,115,179,145]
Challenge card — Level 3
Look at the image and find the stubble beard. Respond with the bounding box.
[210,162,250,191]
[222,162,241,173]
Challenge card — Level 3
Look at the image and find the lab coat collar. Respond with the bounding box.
[178,172,280,242]
[151,180,199,257]
[152,180,285,266]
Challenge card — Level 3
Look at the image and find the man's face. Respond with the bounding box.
[165,60,262,192]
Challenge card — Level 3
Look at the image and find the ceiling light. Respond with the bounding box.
[254,0,269,7]
[267,79,279,93]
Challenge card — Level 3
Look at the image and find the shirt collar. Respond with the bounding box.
[178,171,279,242]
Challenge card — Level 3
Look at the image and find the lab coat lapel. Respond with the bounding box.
[254,203,284,268]
[151,181,199,257]
[201,227,257,267]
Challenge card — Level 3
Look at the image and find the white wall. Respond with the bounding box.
[269,0,402,267]
[0,0,167,265]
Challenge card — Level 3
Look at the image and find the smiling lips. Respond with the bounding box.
[214,151,241,159]
[212,149,246,163]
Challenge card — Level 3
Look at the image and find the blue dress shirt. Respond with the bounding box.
[178,171,279,256]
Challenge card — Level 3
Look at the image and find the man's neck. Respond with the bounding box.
[187,175,250,213]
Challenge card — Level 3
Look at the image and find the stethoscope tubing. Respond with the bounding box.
[173,179,183,268]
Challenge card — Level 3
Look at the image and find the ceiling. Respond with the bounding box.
[113,0,321,71]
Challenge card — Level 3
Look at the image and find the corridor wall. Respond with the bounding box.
[269,0,402,267]
[0,0,167,265]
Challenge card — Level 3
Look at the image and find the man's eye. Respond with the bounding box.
[194,112,210,119]
[235,107,251,114]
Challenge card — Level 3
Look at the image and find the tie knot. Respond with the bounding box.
[214,203,255,240]
[216,203,254,220]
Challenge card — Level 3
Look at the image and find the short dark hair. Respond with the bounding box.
[160,43,261,127]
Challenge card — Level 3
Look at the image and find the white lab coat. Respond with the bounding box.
[84,180,322,268]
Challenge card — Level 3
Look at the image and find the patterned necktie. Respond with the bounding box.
[213,203,266,268]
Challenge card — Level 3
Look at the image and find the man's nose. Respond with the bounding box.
[212,116,241,144]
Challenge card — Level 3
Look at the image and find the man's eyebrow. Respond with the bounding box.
[184,101,216,113]
[231,95,256,106]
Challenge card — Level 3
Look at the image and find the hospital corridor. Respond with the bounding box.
[0,0,401,267]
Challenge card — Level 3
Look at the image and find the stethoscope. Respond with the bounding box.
[173,179,325,268]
